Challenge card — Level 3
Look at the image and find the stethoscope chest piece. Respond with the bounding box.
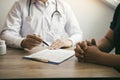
[26,16,32,22]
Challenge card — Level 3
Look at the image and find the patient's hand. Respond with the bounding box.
[74,39,99,63]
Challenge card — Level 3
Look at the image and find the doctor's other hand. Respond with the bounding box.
[21,35,43,50]
[49,39,73,50]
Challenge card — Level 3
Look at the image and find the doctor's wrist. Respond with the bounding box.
[64,39,73,47]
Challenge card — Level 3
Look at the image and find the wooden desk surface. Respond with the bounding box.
[0,46,120,79]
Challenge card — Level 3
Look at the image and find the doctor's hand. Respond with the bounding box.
[21,35,43,50]
[49,39,73,50]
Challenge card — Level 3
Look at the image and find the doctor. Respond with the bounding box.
[0,0,82,50]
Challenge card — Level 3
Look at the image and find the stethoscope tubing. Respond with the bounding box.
[28,0,61,18]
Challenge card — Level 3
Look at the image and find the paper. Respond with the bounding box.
[23,49,75,64]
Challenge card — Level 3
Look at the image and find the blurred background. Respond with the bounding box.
[0,0,119,41]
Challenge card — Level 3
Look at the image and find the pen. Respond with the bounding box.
[34,34,49,46]
[42,41,49,46]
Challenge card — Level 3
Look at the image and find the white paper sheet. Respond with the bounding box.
[24,49,75,64]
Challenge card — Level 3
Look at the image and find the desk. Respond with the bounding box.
[0,46,120,79]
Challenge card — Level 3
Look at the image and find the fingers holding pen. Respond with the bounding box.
[27,34,43,43]
[21,34,44,49]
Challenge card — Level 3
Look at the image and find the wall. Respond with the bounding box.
[0,0,16,27]
[66,0,115,41]
[0,0,115,41]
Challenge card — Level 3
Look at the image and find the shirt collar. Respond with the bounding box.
[32,0,56,4]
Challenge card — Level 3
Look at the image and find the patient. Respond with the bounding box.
[74,4,120,72]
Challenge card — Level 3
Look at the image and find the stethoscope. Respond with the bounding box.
[27,0,61,21]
